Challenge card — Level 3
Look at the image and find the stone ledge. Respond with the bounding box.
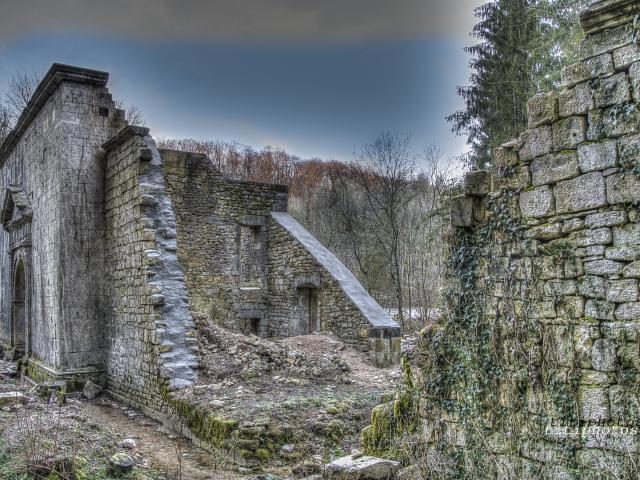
[0,63,110,166]
[102,125,150,151]
[580,0,640,36]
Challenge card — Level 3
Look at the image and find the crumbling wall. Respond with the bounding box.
[161,149,287,331]
[162,150,401,365]
[408,1,640,477]
[103,126,198,410]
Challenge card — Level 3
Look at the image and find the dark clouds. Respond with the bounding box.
[0,0,484,44]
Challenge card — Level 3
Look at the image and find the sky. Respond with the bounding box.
[0,0,485,165]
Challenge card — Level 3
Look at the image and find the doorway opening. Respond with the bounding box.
[12,259,26,356]
[297,287,319,334]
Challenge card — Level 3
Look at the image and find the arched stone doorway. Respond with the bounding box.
[12,258,27,355]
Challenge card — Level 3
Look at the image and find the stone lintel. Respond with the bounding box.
[580,0,640,35]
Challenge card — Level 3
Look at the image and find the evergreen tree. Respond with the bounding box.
[448,0,587,170]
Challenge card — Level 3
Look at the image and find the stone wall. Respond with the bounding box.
[103,126,198,409]
[409,1,640,477]
[0,65,115,379]
[161,149,287,331]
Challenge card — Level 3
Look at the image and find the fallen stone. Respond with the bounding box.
[0,391,25,407]
[396,465,421,480]
[322,455,401,480]
[109,452,134,476]
[280,444,295,455]
[120,438,137,449]
[83,380,103,400]
[0,361,17,378]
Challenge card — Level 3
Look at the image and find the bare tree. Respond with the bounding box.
[115,100,146,126]
[352,132,417,326]
[0,104,11,143]
[5,71,40,122]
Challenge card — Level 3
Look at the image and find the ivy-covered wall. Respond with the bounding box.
[370,1,640,478]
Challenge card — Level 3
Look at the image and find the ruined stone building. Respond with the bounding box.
[386,0,640,477]
[0,63,401,408]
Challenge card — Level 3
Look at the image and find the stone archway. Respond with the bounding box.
[12,258,27,355]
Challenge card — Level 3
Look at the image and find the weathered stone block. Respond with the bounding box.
[606,245,640,261]
[554,172,607,213]
[593,73,631,108]
[609,385,640,418]
[630,61,640,103]
[525,222,562,240]
[577,140,617,172]
[613,223,640,245]
[584,259,625,276]
[323,455,401,480]
[464,170,492,197]
[603,102,640,137]
[450,195,474,228]
[518,126,553,161]
[618,133,640,170]
[580,22,633,60]
[563,217,585,233]
[586,299,616,320]
[613,44,640,69]
[615,302,640,321]
[544,279,577,296]
[531,151,580,186]
[606,173,640,205]
[559,82,594,118]
[623,261,640,278]
[494,146,518,169]
[585,211,626,228]
[527,92,558,127]
[505,165,531,190]
[591,339,617,372]
[519,186,555,218]
[586,244,606,256]
[571,227,612,247]
[561,62,590,88]
[579,387,610,420]
[553,116,587,150]
[587,108,605,141]
[607,279,639,302]
[563,54,614,87]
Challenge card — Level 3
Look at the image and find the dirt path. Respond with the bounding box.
[85,400,242,480]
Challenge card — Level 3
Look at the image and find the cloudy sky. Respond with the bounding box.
[0,0,484,163]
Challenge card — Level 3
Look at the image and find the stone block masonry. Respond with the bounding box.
[408,1,640,477]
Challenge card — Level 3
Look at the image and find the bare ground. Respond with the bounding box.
[0,325,404,479]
